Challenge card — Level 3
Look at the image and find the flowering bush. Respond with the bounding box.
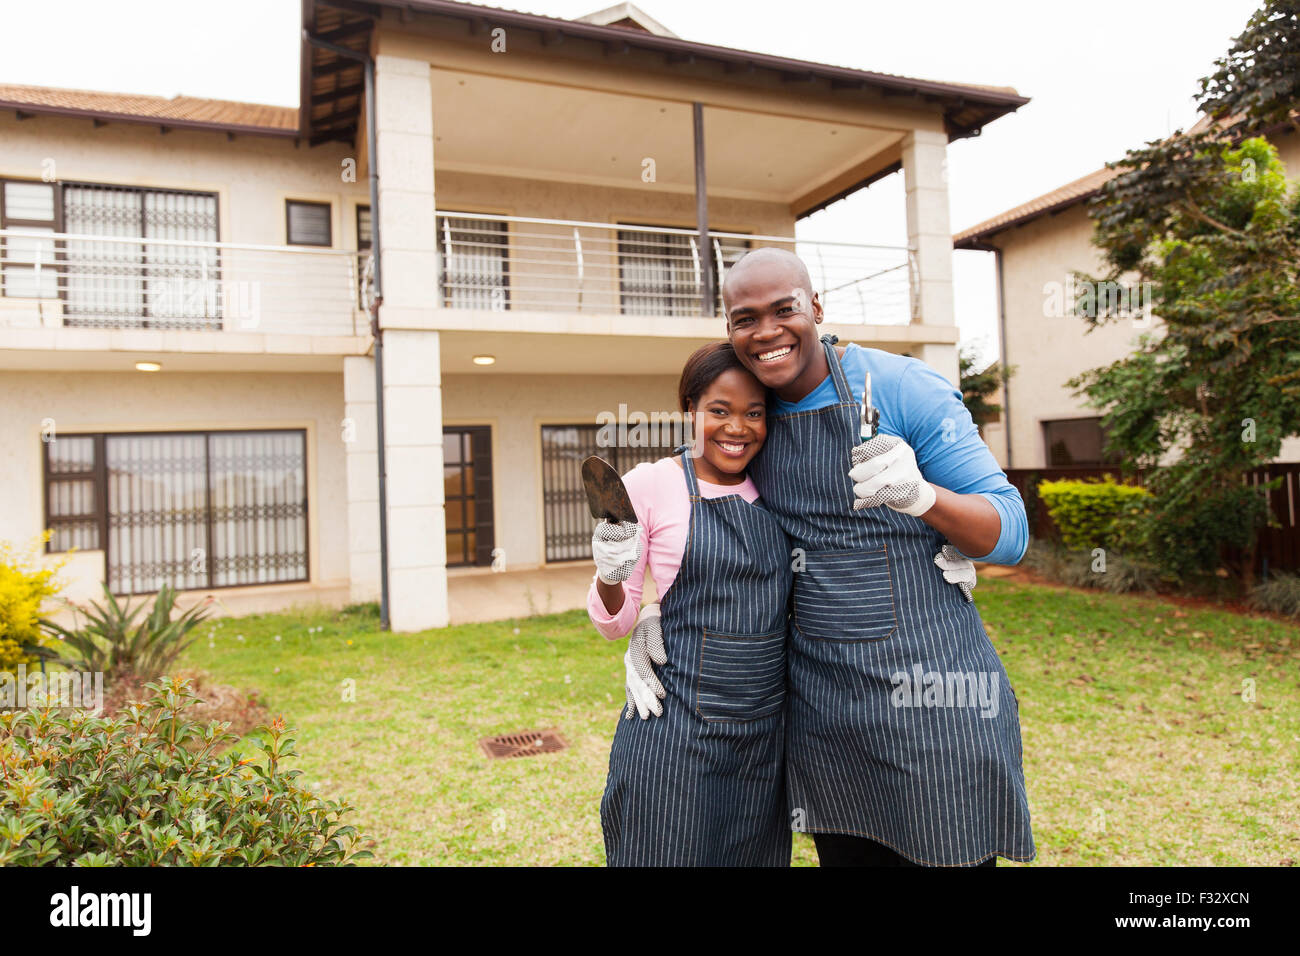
[0,533,64,676]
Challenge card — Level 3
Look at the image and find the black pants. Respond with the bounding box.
[813,833,997,867]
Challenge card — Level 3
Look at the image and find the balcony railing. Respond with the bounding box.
[1,216,913,336]
[435,213,912,325]
[0,230,367,337]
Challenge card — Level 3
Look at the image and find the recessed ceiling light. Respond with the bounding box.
[135,361,162,372]
[472,355,496,366]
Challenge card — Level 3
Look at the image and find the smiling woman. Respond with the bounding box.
[585,341,794,867]
[676,342,767,485]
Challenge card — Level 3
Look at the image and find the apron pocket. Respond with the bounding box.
[695,628,786,722]
[793,546,898,642]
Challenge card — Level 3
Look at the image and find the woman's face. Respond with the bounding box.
[688,367,767,483]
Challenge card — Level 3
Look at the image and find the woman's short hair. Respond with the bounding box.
[677,342,757,413]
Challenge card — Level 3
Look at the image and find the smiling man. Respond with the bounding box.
[724,247,1035,868]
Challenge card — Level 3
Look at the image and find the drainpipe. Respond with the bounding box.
[304,29,391,631]
[994,245,1012,470]
[692,102,714,316]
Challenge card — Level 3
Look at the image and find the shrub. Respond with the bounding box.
[42,583,211,682]
[1037,477,1150,552]
[1022,540,1163,594]
[1115,481,1270,586]
[1249,571,1300,618]
[0,533,65,676]
[0,677,372,866]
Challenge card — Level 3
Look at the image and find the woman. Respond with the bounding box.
[587,342,792,867]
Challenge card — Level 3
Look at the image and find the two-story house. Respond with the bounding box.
[0,0,1028,630]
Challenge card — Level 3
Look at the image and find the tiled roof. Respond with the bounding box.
[953,166,1118,247]
[0,84,297,134]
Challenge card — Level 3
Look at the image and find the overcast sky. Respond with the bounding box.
[1,0,1266,363]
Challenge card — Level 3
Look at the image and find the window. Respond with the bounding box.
[44,429,308,595]
[436,213,509,309]
[0,180,60,298]
[617,225,749,317]
[1042,417,1119,466]
[356,204,373,309]
[44,435,102,553]
[356,205,372,251]
[618,227,696,317]
[540,425,666,562]
[61,183,219,329]
[712,236,752,312]
[286,200,332,246]
[443,426,495,567]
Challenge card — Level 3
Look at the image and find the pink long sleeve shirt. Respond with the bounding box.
[586,456,761,639]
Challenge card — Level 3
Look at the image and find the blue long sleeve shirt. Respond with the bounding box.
[771,342,1028,565]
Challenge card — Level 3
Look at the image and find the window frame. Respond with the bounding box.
[435,212,510,310]
[615,223,750,317]
[59,181,221,328]
[539,423,672,562]
[356,204,373,309]
[43,428,310,595]
[0,178,63,300]
[285,199,333,248]
[1041,416,1120,467]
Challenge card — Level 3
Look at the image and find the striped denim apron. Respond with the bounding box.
[747,335,1035,866]
[600,449,793,866]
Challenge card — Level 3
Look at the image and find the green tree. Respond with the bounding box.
[1070,0,1300,591]
[959,346,1015,432]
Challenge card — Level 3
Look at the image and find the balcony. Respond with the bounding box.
[0,230,368,338]
[0,215,938,377]
[434,212,912,325]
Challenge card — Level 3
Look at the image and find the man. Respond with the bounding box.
[724,246,1034,867]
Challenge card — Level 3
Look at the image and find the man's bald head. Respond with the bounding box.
[721,247,814,314]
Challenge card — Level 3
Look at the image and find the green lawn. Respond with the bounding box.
[179,578,1299,866]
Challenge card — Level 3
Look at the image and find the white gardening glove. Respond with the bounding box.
[848,435,936,517]
[624,604,667,719]
[592,519,641,585]
[934,544,976,602]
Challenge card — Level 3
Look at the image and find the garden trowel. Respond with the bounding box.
[582,455,637,524]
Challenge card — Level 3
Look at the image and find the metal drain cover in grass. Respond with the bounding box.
[479,729,569,759]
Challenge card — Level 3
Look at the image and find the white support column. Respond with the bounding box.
[375,54,448,631]
[903,129,959,385]
[343,355,380,604]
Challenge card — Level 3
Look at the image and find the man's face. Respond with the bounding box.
[724,262,824,398]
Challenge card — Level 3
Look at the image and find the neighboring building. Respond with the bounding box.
[0,0,1027,630]
[955,122,1300,470]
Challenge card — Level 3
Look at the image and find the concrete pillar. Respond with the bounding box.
[374,54,448,631]
[903,129,959,385]
[343,355,380,604]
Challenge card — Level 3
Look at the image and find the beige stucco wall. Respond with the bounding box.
[0,370,350,603]
[0,112,370,250]
[436,169,795,236]
[987,205,1153,468]
[988,126,1300,467]
[441,372,678,570]
[0,362,686,605]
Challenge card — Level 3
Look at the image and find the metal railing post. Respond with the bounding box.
[573,226,584,310]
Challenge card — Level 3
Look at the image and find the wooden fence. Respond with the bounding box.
[1005,463,1300,574]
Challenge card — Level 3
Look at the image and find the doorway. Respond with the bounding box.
[443,426,495,567]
